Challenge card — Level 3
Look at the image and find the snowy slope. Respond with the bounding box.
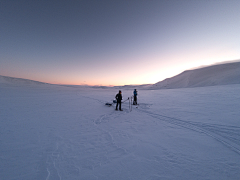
[1,80,240,180]
[0,75,51,87]
[150,61,240,89]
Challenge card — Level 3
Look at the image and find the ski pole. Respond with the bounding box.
[122,97,129,103]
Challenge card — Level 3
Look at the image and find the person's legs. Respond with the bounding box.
[119,102,122,110]
[116,102,118,110]
[133,95,137,105]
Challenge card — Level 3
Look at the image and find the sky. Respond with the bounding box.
[1,0,240,86]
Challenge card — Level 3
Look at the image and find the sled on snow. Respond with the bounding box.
[105,100,117,106]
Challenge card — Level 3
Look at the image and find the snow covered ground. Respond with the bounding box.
[1,82,240,180]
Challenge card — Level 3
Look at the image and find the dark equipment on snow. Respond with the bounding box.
[105,100,117,106]
[105,97,130,109]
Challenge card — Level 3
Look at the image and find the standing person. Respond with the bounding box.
[115,90,122,111]
[133,89,138,105]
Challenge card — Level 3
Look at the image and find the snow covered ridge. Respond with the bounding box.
[150,61,240,90]
[0,75,51,86]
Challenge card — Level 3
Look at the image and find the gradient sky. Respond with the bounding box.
[1,0,240,86]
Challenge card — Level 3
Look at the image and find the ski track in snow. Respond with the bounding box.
[44,133,62,180]
[136,104,240,156]
[40,94,131,180]
[77,92,240,178]
[84,93,240,158]
[79,92,240,158]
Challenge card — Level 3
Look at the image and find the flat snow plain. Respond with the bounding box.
[1,83,240,180]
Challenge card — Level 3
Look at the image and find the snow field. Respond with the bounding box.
[0,84,240,179]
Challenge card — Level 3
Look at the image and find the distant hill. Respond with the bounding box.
[150,61,240,90]
[0,75,50,86]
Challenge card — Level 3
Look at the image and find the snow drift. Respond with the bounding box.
[150,61,240,90]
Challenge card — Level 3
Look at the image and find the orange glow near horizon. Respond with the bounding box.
[1,45,240,86]
[30,57,240,86]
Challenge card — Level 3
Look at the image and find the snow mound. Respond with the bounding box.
[0,75,50,87]
[150,61,240,89]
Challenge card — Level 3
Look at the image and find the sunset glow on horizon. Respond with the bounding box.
[1,0,240,86]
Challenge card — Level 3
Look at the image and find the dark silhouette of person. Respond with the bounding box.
[133,89,137,105]
[115,90,122,111]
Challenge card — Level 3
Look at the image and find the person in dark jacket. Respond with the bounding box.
[133,89,137,105]
[115,90,122,111]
